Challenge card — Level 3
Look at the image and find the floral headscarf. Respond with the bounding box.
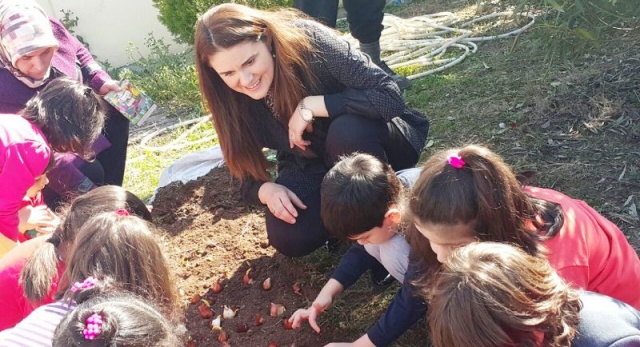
[0,0,59,88]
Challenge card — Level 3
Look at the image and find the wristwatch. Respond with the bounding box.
[299,99,314,123]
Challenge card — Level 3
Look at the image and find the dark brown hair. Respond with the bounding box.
[21,186,152,303]
[59,212,178,314]
[406,144,563,277]
[321,153,403,240]
[428,242,581,347]
[53,289,181,347]
[21,77,105,158]
[194,3,317,181]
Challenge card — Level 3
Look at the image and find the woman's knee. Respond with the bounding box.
[266,213,328,257]
[325,115,387,162]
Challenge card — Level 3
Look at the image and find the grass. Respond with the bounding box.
[122,0,639,344]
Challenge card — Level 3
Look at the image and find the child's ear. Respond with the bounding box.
[384,208,402,225]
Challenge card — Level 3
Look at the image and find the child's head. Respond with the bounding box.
[21,186,152,303]
[427,242,580,347]
[20,77,106,158]
[53,290,180,347]
[321,153,403,245]
[25,154,55,198]
[407,144,540,264]
[62,211,177,312]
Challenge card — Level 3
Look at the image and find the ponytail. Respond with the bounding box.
[20,235,61,303]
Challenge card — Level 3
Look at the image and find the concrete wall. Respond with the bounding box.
[35,0,187,67]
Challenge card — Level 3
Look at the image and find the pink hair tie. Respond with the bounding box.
[448,155,465,169]
[71,277,98,293]
[115,208,129,216]
[82,312,104,340]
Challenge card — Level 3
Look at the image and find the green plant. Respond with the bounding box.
[59,9,91,50]
[503,0,640,60]
[152,0,293,44]
[116,34,203,115]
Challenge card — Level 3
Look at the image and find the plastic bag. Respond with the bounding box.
[149,145,225,203]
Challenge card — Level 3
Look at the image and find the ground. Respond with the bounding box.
[143,2,639,346]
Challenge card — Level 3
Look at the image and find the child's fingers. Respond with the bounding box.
[309,310,321,333]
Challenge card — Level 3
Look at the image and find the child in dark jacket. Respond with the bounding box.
[289,153,425,347]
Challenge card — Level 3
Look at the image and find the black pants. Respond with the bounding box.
[293,0,385,44]
[98,104,129,185]
[266,115,418,257]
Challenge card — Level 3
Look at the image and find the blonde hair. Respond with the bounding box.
[21,186,152,303]
[428,242,581,347]
[60,212,178,315]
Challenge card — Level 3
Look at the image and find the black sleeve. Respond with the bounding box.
[366,260,428,346]
[330,243,378,289]
[306,22,405,121]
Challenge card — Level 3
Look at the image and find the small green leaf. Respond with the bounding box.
[575,28,597,42]
[545,0,565,12]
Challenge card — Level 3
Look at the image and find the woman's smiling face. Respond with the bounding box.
[207,40,274,100]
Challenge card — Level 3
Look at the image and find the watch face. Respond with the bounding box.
[301,109,313,122]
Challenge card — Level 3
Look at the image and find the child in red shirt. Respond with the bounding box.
[408,144,640,310]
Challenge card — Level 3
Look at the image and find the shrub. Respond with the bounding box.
[114,34,203,115]
[152,0,293,44]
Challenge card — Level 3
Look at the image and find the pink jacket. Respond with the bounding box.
[0,114,51,241]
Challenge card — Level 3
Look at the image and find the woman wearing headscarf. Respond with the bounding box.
[0,0,129,207]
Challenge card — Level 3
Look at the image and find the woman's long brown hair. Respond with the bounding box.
[194,3,317,181]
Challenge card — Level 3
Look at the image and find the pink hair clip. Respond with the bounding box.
[82,312,104,340]
[448,154,465,169]
[71,277,98,293]
[115,208,129,216]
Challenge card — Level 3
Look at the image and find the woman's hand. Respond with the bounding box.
[258,182,307,224]
[98,80,121,95]
[288,104,313,151]
[289,294,333,333]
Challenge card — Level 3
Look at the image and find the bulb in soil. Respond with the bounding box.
[243,268,254,285]
[292,282,302,296]
[255,313,266,326]
[270,303,286,317]
[282,318,294,330]
[223,305,236,319]
[198,303,213,319]
[235,322,249,333]
[217,329,228,342]
[191,293,201,304]
[262,277,272,291]
[267,343,278,347]
[212,279,223,294]
[211,315,221,330]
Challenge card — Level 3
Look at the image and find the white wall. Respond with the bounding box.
[35,0,187,67]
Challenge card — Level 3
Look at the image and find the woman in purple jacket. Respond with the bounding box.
[0,0,129,207]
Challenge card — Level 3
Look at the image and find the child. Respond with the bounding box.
[17,155,59,242]
[289,153,424,347]
[0,211,178,346]
[0,186,151,331]
[407,144,640,309]
[0,77,106,256]
[428,242,640,347]
[53,290,180,347]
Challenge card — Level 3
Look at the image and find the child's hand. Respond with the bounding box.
[289,294,332,333]
[18,205,59,235]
